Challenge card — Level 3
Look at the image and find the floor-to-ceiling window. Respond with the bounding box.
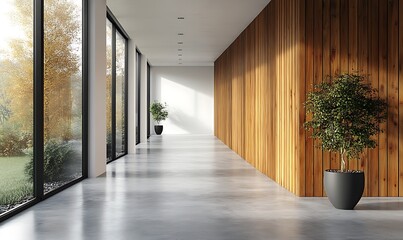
[115,31,126,157]
[147,62,150,139]
[0,0,87,221]
[106,9,128,163]
[136,50,141,144]
[106,19,113,162]
[0,0,34,218]
[43,0,84,193]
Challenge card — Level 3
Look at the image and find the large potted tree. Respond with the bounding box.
[304,73,387,209]
[150,101,168,135]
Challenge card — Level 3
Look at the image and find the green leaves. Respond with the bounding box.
[304,73,387,167]
[150,101,168,125]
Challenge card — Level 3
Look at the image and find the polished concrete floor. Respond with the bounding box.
[1,135,403,240]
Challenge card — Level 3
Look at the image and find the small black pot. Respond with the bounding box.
[324,170,364,210]
[154,125,163,135]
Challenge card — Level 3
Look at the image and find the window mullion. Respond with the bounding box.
[111,26,117,159]
[33,0,45,200]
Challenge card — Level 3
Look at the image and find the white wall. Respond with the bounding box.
[151,66,214,135]
[87,0,152,173]
[128,46,150,150]
[88,0,106,177]
[140,56,148,142]
[127,41,137,153]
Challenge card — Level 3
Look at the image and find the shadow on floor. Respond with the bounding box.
[355,201,403,210]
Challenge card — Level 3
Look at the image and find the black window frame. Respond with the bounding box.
[106,8,129,163]
[147,62,151,139]
[136,50,141,145]
[0,0,88,223]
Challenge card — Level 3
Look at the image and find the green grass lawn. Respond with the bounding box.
[0,156,33,205]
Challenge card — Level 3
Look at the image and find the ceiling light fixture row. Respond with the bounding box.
[178,17,184,65]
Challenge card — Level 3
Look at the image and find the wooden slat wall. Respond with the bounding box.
[214,0,305,195]
[303,0,403,197]
[215,0,403,196]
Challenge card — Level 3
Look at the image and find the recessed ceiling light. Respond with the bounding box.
[178,33,184,36]
[178,42,183,44]
[177,17,184,20]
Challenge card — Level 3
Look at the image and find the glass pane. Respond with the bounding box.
[136,51,141,144]
[106,20,113,162]
[0,0,34,215]
[43,0,83,193]
[115,32,125,157]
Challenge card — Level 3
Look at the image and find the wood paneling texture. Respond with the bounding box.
[304,0,403,197]
[214,0,403,196]
[313,0,324,197]
[379,0,388,197]
[399,0,403,196]
[214,0,305,195]
[368,0,379,197]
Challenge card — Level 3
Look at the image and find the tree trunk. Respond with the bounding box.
[340,148,347,172]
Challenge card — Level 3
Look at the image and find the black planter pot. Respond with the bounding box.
[324,170,364,210]
[154,125,163,135]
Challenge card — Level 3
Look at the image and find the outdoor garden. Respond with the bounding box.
[0,0,83,215]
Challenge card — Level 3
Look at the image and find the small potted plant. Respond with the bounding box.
[304,73,387,209]
[150,101,168,135]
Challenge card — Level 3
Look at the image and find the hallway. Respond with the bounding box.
[1,135,403,240]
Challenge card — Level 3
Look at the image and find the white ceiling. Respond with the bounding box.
[106,0,270,66]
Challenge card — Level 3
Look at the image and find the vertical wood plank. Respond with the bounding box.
[330,0,341,172]
[298,0,306,196]
[399,0,403,197]
[245,25,254,167]
[261,7,269,177]
[340,0,349,74]
[313,0,323,197]
[253,16,260,172]
[322,0,331,195]
[268,2,276,180]
[387,0,399,196]
[231,37,245,158]
[358,0,369,196]
[305,0,314,197]
[368,0,380,197]
[378,0,388,197]
[348,0,358,172]
[225,50,232,147]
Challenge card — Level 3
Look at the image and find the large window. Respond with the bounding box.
[43,0,84,193]
[106,10,128,163]
[147,62,151,138]
[136,50,141,144]
[115,32,126,157]
[0,0,34,217]
[0,0,87,221]
[106,19,113,162]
